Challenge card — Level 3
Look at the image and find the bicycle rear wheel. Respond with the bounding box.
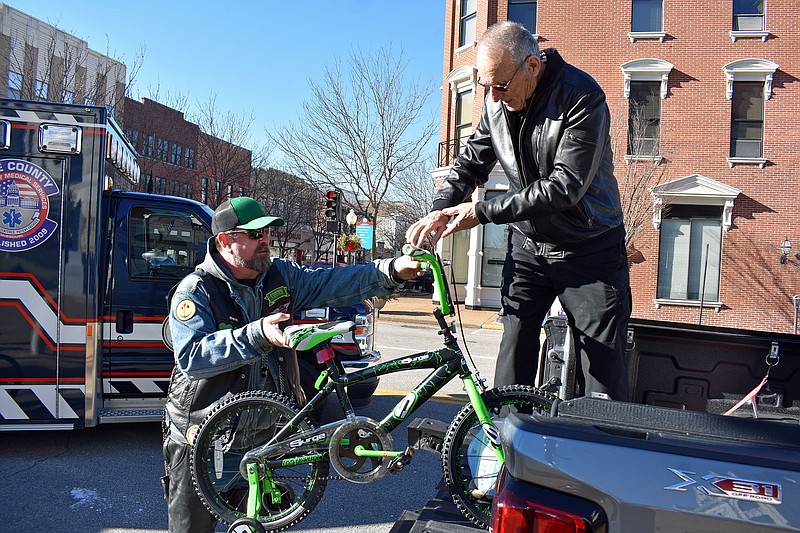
[191,390,329,531]
[441,384,553,529]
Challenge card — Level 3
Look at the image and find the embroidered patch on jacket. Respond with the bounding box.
[175,300,196,321]
[186,424,200,445]
[265,286,290,306]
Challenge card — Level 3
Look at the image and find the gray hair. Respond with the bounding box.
[477,21,540,65]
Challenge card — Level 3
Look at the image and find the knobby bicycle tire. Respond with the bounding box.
[190,390,330,531]
[441,384,553,529]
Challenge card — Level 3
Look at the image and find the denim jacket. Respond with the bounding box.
[164,240,399,443]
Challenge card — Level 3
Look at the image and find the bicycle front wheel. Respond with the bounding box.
[441,384,553,529]
[191,390,329,531]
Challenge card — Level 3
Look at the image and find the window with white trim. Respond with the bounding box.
[733,0,764,31]
[651,174,741,308]
[455,87,474,159]
[722,58,777,167]
[630,0,664,41]
[628,81,661,157]
[459,0,477,48]
[508,0,537,35]
[621,59,673,159]
[730,81,763,158]
[657,205,722,302]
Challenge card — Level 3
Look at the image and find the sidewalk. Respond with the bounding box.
[377,293,503,330]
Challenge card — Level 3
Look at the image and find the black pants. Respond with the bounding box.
[496,236,631,401]
[163,435,218,533]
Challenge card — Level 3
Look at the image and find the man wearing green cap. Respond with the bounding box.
[162,197,424,532]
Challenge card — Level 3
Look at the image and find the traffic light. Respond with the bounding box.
[324,190,340,220]
[324,189,341,233]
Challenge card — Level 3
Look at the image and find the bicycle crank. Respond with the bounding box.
[328,416,398,483]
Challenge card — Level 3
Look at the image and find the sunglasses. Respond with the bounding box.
[477,54,532,93]
[227,228,269,240]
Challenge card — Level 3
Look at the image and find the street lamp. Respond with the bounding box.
[780,237,792,264]
[345,208,358,229]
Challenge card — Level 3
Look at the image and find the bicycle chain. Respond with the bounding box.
[273,472,346,481]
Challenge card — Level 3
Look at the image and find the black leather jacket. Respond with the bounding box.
[431,49,625,255]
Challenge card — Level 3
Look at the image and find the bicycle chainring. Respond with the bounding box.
[328,416,394,484]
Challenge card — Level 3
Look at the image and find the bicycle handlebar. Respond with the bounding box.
[401,243,451,316]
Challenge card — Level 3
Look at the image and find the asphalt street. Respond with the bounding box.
[0,321,503,533]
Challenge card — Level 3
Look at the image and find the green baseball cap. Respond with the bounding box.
[211,197,285,235]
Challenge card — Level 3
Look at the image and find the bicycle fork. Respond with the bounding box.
[462,376,504,463]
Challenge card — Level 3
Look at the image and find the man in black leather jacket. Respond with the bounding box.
[407,21,631,401]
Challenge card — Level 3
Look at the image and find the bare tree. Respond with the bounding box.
[390,154,437,224]
[193,94,272,208]
[251,167,318,260]
[1,18,143,122]
[610,99,671,250]
[270,46,436,260]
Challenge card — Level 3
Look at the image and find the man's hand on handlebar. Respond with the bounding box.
[392,255,427,281]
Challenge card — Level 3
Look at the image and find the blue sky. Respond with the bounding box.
[10,0,445,158]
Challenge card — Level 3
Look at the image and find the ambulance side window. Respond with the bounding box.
[129,206,211,280]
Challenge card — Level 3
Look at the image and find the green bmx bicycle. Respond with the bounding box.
[189,244,555,532]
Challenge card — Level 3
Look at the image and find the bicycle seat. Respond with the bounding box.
[283,320,355,351]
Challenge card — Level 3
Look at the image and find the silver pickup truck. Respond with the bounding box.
[396,318,800,532]
[492,318,800,532]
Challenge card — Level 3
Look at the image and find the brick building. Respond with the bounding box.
[124,97,200,198]
[436,0,800,333]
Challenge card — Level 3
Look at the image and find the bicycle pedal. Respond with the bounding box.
[388,447,414,474]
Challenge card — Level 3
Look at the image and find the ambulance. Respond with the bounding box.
[0,98,215,430]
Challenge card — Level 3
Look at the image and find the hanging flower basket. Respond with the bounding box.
[337,233,362,253]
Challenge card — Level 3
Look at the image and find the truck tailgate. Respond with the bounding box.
[501,398,800,532]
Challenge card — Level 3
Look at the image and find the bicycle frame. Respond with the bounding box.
[238,244,504,520]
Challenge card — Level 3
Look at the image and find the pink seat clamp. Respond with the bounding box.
[316,346,336,364]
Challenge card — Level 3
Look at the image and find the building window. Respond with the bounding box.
[508,0,537,34]
[215,179,222,202]
[84,96,96,106]
[628,81,661,156]
[201,176,209,204]
[127,129,140,150]
[62,90,75,104]
[157,139,169,162]
[155,176,165,195]
[171,143,183,165]
[730,81,763,158]
[455,88,474,158]
[143,134,154,157]
[481,191,509,288]
[239,186,245,197]
[657,205,722,303]
[184,148,195,169]
[7,71,22,99]
[459,0,477,48]
[631,0,662,32]
[227,184,233,200]
[35,80,49,100]
[733,0,764,30]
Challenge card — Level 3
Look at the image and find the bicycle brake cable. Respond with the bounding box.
[438,245,488,394]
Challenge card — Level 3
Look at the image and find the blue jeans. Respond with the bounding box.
[496,235,631,401]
